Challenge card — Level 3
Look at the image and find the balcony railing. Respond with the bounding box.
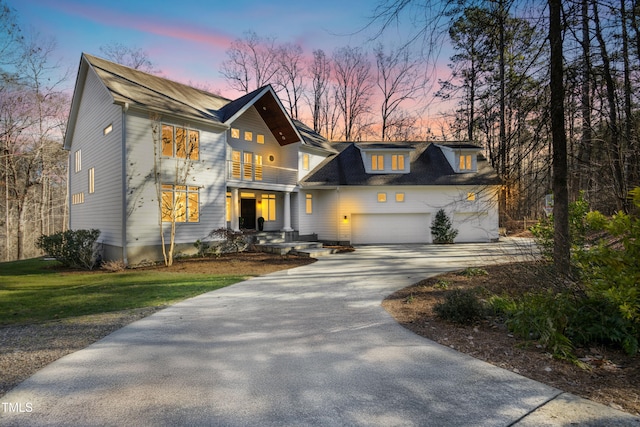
[227,160,297,186]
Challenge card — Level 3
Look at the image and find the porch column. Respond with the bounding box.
[231,188,240,231]
[282,191,293,232]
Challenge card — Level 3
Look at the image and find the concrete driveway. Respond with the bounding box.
[2,239,639,426]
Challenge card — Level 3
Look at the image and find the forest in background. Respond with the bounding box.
[2,0,640,261]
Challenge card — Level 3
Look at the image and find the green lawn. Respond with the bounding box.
[0,258,244,326]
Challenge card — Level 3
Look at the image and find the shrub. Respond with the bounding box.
[430,209,458,244]
[36,229,101,270]
[434,289,485,325]
[458,267,488,277]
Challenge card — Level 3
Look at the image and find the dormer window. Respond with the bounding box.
[392,155,405,171]
[371,155,384,171]
[459,154,473,171]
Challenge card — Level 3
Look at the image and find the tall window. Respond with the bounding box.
[161,185,199,223]
[392,155,405,170]
[372,155,384,171]
[243,152,253,180]
[88,168,95,194]
[305,193,313,214]
[303,153,310,170]
[74,150,81,173]
[231,151,241,178]
[263,194,276,221]
[255,154,263,181]
[459,154,472,171]
[162,125,199,159]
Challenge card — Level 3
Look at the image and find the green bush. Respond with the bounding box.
[36,229,101,270]
[434,289,485,324]
[430,209,458,244]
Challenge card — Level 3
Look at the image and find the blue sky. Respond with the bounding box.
[9,0,394,97]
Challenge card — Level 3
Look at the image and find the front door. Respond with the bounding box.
[240,198,256,229]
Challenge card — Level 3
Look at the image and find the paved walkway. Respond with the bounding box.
[2,239,639,426]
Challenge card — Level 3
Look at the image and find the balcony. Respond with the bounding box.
[227,160,297,186]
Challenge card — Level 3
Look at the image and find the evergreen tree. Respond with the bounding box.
[430,209,458,244]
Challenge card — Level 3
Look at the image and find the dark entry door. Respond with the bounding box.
[240,199,256,229]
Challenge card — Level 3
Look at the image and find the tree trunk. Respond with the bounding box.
[549,0,571,275]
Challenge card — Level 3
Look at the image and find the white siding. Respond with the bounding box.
[298,149,329,180]
[68,68,123,247]
[124,110,227,250]
[297,190,339,241]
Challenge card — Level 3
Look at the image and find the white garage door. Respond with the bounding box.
[351,213,430,244]
[454,212,490,242]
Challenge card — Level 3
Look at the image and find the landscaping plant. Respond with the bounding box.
[36,229,101,270]
[430,209,458,244]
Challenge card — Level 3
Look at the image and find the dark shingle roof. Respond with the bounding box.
[300,142,501,187]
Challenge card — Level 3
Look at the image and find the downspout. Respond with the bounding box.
[121,103,129,265]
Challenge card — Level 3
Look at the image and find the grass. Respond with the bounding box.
[0,258,244,326]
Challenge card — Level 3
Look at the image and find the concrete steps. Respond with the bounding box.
[254,241,337,257]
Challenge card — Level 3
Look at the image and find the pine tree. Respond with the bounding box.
[430,209,458,244]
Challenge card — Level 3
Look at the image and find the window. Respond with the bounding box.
[103,124,113,135]
[467,192,476,201]
[303,153,310,170]
[162,125,199,159]
[257,134,265,144]
[74,150,81,173]
[255,154,263,181]
[244,131,253,142]
[88,168,95,194]
[305,193,313,214]
[231,151,241,178]
[263,194,276,221]
[377,192,387,203]
[395,192,405,202]
[372,155,384,171]
[226,192,231,222]
[243,152,253,180]
[231,128,240,139]
[392,155,405,171]
[459,154,473,171]
[161,185,199,223]
[72,192,84,205]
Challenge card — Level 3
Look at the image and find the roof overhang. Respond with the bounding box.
[224,86,302,146]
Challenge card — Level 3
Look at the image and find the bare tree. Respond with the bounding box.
[374,44,422,141]
[306,49,332,135]
[332,46,374,141]
[99,41,158,73]
[220,31,280,94]
[273,42,304,119]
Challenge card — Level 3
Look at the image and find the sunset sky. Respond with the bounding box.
[7,0,452,127]
[11,1,393,91]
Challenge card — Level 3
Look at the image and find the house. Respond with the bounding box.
[64,53,501,265]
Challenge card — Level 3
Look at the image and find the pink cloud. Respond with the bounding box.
[51,1,234,50]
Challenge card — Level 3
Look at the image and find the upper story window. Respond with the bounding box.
[74,150,81,173]
[302,153,310,170]
[103,124,113,135]
[372,155,384,171]
[392,155,405,171]
[244,131,253,142]
[231,128,240,139]
[459,154,473,171]
[257,134,265,144]
[162,124,199,160]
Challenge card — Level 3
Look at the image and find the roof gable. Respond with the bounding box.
[220,85,301,146]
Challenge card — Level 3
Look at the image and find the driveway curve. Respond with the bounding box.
[2,238,639,426]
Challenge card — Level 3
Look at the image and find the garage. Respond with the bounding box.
[351,213,431,244]
[453,212,491,242]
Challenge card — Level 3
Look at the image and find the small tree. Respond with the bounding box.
[430,209,458,244]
